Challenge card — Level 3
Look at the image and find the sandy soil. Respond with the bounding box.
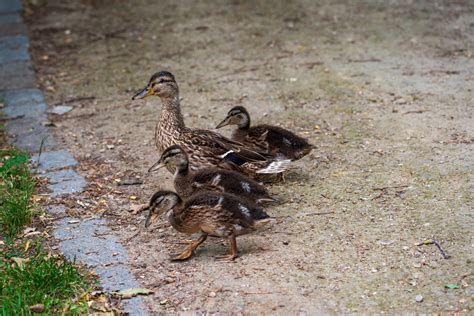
[26,0,473,313]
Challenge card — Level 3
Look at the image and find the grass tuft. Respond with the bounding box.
[0,242,92,314]
[0,148,95,314]
[0,150,36,240]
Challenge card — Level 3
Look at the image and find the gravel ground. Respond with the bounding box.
[26,0,473,313]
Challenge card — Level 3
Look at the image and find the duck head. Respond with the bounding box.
[216,106,251,129]
[132,71,179,100]
[144,190,181,228]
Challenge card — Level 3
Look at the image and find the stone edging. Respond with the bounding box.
[0,1,148,314]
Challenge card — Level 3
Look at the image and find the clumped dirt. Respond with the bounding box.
[26,0,473,313]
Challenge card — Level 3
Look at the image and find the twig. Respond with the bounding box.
[304,211,334,216]
[0,114,25,121]
[54,96,95,106]
[241,291,287,295]
[118,180,143,186]
[372,185,408,191]
[123,231,141,243]
[348,57,381,63]
[416,239,451,259]
[403,110,427,115]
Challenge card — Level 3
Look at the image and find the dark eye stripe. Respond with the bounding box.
[158,79,173,83]
[165,149,182,157]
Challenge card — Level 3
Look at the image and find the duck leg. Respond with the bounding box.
[216,234,238,261]
[172,233,208,261]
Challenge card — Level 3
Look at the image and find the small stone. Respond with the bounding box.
[377,240,395,246]
[415,294,423,302]
[208,291,216,297]
[50,105,73,115]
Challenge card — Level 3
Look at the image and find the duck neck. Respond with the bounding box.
[232,124,250,141]
[167,200,185,229]
[174,163,190,178]
[155,95,185,151]
[159,96,185,130]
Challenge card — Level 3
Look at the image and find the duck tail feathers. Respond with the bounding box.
[256,159,291,174]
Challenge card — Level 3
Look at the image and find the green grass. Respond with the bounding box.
[0,149,95,314]
[0,150,36,240]
[0,242,92,315]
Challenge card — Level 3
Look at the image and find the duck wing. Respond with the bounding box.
[185,128,271,163]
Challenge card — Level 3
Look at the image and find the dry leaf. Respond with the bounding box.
[130,203,149,214]
[114,288,154,299]
[11,257,29,270]
[29,304,45,313]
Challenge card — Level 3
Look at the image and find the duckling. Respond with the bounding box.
[149,144,276,205]
[131,71,291,178]
[144,190,274,261]
[216,106,314,161]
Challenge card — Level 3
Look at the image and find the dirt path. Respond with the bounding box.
[26,0,473,313]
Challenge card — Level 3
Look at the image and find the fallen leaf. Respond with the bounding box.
[160,299,168,305]
[114,288,154,299]
[130,203,149,214]
[29,304,45,313]
[24,240,31,251]
[11,257,29,270]
[90,301,112,312]
[23,227,36,234]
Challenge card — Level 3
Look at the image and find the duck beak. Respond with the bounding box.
[132,85,153,100]
[145,211,159,228]
[148,159,166,173]
[215,116,231,129]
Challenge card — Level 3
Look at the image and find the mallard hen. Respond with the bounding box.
[131,71,290,178]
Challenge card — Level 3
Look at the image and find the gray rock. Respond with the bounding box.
[49,105,73,115]
[4,89,45,106]
[46,204,67,215]
[415,294,424,302]
[0,0,22,14]
[0,14,26,38]
[54,219,128,267]
[5,116,56,151]
[42,169,86,196]
[0,60,36,90]
[0,14,22,25]
[31,150,77,172]
[95,265,140,291]
[0,35,30,64]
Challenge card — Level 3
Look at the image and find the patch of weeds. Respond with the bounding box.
[0,150,35,240]
[0,149,96,314]
[0,241,94,314]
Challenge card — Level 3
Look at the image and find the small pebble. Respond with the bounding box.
[415,294,423,302]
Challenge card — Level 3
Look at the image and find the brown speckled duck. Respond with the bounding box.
[131,71,291,178]
[216,106,314,161]
[149,145,276,205]
[144,190,274,261]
